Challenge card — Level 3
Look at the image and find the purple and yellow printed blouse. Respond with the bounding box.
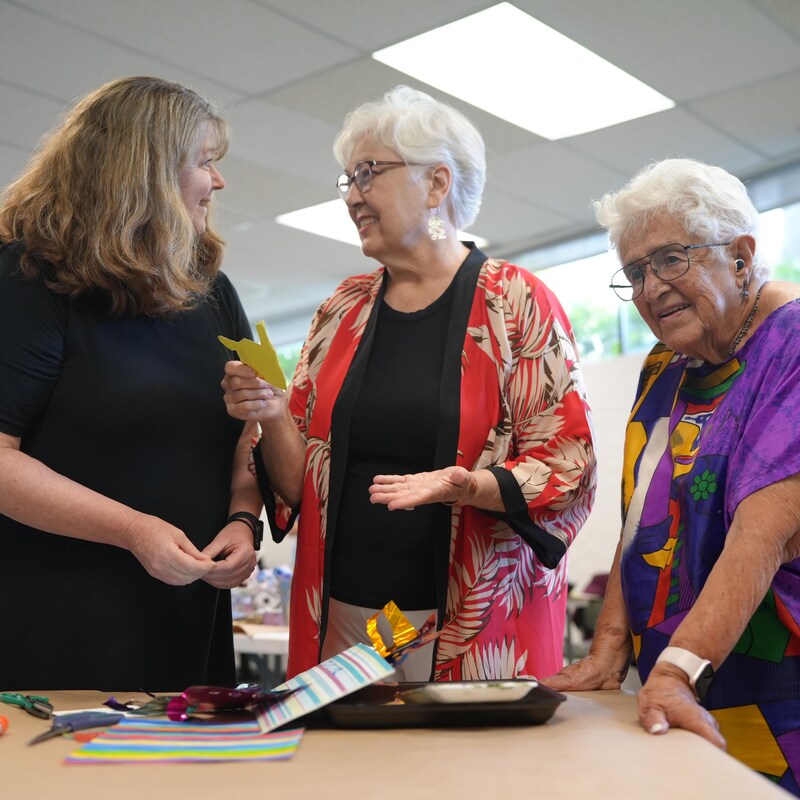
[620,298,800,794]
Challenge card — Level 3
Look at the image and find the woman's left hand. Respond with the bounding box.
[201,523,258,589]
[638,665,727,749]
[369,466,475,510]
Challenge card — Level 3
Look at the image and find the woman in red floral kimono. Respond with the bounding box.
[223,86,596,682]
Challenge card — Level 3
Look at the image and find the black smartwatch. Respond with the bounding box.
[655,646,715,701]
[227,511,264,550]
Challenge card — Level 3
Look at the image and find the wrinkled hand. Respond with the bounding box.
[125,514,214,586]
[542,651,627,692]
[543,628,633,692]
[221,360,286,424]
[369,466,472,510]
[638,665,726,748]
[202,523,258,589]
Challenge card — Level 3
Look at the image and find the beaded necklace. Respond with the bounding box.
[728,284,764,357]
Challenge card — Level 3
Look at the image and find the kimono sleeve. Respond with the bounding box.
[487,271,596,567]
[257,298,326,541]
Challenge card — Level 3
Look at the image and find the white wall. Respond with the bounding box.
[567,351,645,591]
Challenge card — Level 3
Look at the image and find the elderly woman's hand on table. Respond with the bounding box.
[545,620,726,750]
[638,662,726,748]
[544,540,633,692]
[543,648,630,692]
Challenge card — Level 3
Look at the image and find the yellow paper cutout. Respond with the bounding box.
[218,320,287,390]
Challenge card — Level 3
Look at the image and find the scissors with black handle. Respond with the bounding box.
[28,711,124,745]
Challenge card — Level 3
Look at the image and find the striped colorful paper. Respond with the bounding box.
[64,718,303,764]
[256,643,395,733]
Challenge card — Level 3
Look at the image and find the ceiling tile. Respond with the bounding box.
[0,140,30,188]
[0,1,243,105]
[474,186,573,253]
[753,0,800,39]
[487,143,625,222]
[513,0,800,100]
[226,100,340,187]
[566,107,763,180]
[225,217,364,284]
[0,82,66,150]
[264,57,542,158]
[10,0,358,96]
[214,155,333,220]
[257,0,491,51]
[688,70,800,162]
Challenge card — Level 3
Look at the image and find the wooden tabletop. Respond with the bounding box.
[2,689,784,799]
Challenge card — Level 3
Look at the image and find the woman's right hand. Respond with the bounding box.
[542,651,628,692]
[542,632,632,692]
[544,539,633,692]
[221,361,286,424]
[123,513,215,586]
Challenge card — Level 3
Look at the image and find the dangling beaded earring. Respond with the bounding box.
[740,275,750,300]
[428,208,446,241]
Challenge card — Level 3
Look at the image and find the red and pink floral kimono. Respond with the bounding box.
[257,246,596,680]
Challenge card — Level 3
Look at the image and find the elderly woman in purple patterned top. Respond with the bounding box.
[545,158,800,795]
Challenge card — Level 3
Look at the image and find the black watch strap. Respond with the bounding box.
[227,511,264,550]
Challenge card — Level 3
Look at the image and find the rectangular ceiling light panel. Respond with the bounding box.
[373,2,674,140]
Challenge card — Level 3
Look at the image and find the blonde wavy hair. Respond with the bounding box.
[0,76,230,317]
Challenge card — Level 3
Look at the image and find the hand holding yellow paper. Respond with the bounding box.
[218,321,287,390]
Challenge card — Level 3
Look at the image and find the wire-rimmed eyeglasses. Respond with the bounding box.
[609,241,733,301]
[335,160,418,200]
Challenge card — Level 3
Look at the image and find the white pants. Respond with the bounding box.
[321,597,436,682]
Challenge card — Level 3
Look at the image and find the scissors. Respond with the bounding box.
[28,710,124,745]
[0,692,53,719]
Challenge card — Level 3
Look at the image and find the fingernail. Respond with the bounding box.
[648,723,665,734]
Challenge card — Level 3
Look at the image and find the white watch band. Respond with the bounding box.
[655,646,714,699]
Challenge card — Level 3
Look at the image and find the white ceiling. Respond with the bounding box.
[2,0,800,344]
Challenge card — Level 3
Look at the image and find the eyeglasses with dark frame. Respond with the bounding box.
[335,160,419,200]
[609,241,733,301]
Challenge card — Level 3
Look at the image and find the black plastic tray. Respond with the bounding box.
[306,681,566,729]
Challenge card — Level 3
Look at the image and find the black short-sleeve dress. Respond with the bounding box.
[0,242,251,690]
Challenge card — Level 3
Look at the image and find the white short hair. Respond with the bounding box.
[333,85,486,230]
[594,158,766,277]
